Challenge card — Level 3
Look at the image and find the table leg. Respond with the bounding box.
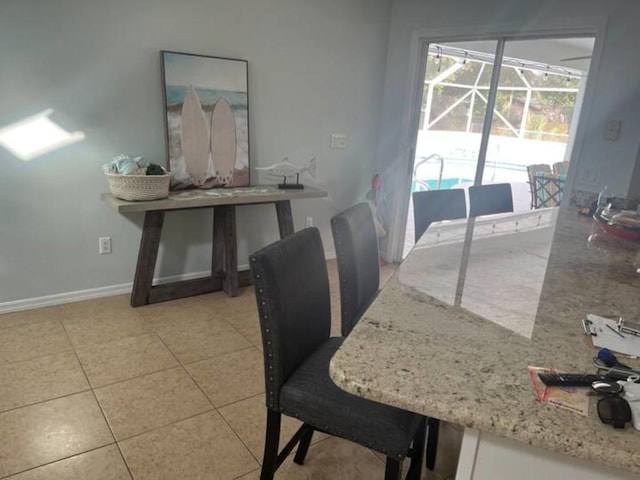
[275,200,294,238]
[131,210,165,307]
[212,205,239,296]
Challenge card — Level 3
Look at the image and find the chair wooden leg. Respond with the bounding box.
[293,425,314,465]
[260,409,281,480]
[425,418,440,471]
[406,418,426,480]
[385,458,402,480]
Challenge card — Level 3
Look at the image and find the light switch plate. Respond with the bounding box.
[604,119,622,141]
[580,166,599,185]
[330,134,347,149]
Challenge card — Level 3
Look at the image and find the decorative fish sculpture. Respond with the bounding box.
[255,157,317,181]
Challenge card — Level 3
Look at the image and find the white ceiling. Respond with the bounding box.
[441,37,595,73]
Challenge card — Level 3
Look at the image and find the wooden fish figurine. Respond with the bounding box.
[255,157,317,180]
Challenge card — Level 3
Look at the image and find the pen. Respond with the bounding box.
[606,323,625,339]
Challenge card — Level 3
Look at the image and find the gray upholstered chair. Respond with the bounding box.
[468,183,514,217]
[331,203,380,337]
[412,190,467,242]
[331,203,440,472]
[250,227,426,480]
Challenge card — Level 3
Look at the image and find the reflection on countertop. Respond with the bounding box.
[399,208,557,338]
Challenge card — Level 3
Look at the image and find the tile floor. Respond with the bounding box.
[0,261,458,479]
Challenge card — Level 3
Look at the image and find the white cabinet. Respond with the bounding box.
[456,429,640,480]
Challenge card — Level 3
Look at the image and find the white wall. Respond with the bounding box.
[377,0,640,258]
[0,0,392,305]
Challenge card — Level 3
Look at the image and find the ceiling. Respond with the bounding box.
[439,37,595,74]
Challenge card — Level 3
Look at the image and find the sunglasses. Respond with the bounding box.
[592,381,632,429]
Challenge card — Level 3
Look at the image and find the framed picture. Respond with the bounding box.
[161,51,249,190]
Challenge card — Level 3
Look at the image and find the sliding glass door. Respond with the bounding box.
[405,37,592,256]
[402,35,594,337]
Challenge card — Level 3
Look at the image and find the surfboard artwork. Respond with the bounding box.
[210,98,236,186]
[161,51,249,190]
[181,86,210,187]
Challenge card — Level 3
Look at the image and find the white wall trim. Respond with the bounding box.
[456,428,481,480]
[0,250,338,314]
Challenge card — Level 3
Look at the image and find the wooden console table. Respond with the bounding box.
[103,186,327,307]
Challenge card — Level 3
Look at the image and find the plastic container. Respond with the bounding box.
[597,185,609,209]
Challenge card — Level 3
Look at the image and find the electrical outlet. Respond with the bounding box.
[604,119,622,141]
[305,216,313,227]
[99,236,112,255]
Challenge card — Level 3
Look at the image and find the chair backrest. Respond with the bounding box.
[412,189,467,242]
[468,183,514,217]
[331,203,379,337]
[552,161,570,176]
[526,164,552,209]
[250,227,331,410]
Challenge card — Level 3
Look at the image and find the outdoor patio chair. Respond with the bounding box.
[468,183,513,217]
[552,161,570,176]
[412,189,467,243]
[250,227,427,480]
[526,164,552,209]
[331,203,380,337]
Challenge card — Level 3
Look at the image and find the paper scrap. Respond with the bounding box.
[527,366,590,417]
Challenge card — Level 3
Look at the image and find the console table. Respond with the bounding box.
[103,186,327,307]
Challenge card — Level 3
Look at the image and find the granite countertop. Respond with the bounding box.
[329,207,640,475]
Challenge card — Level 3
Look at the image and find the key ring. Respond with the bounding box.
[592,357,640,383]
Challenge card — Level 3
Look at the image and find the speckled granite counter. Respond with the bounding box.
[330,207,640,475]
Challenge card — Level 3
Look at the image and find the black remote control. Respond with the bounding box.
[538,372,605,387]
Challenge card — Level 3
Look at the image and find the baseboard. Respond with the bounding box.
[0,268,215,314]
[0,252,338,314]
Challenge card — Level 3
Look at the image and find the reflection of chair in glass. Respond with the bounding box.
[250,227,427,480]
[526,164,552,209]
[468,183,514,217]
[331,203,379,337]
[412,190,467,242]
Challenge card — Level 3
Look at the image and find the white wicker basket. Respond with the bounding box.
[106,172,171,201]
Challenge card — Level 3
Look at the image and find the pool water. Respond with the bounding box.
[411,178,472,192]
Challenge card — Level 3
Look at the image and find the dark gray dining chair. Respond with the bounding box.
[468,183,513,217]
[412,190,467,242]
[250,227,426,480]
[331,203,440,472]
[331,203,380,337]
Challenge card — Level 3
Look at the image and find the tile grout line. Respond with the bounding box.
[152,318,256,366]
[98,332,218,444]
[59,318,136,480]
[0,318,75,366]
[155,331,264,468]
[0,443,122,480]
[0,386,93,416]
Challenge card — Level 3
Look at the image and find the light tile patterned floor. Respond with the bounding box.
[0,260,456,479]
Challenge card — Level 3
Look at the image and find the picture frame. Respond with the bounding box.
[160,51,250,190]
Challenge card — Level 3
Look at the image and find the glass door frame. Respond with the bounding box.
[386,18,607,263]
